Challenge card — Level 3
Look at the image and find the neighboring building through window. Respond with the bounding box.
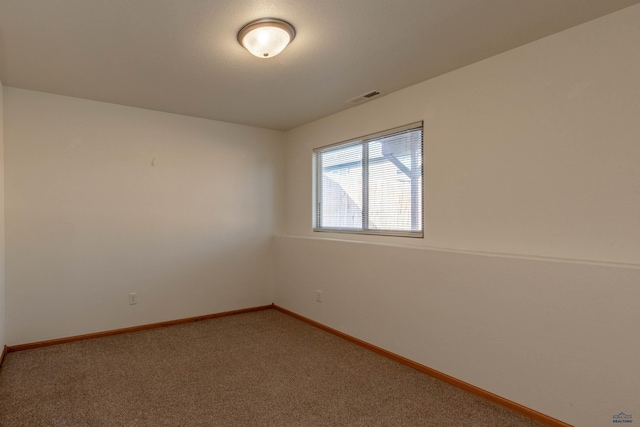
[314,122,423,237]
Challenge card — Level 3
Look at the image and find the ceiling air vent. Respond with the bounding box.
[346,90,383,104]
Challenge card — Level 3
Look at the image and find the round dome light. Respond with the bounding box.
[238,18,296,59]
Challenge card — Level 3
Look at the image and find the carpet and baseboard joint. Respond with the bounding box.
[0,346,7,368]
[0,308,545,426]
[6,304,274,353]
[272,305,572,427]
[3,304,570,426]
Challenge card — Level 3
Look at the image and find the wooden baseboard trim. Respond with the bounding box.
[273,305,571,427]
[4,304,571,426]
[7,304,274,353]
[0,345,8,368]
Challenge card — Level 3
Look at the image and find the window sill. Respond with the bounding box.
[313,228,423,239]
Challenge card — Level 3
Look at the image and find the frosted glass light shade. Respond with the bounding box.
[238,18,296,59]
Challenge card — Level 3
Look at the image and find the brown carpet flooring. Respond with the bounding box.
[0,309,543,426]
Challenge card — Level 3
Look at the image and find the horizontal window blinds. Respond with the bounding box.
[315,122,423,237]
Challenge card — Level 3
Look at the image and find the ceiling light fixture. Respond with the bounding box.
[237,18,296,59]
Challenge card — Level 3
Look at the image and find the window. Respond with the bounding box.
[314,122,423,237]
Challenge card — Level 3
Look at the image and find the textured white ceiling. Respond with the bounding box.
[1,0,638,130]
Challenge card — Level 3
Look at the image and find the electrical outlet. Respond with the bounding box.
[316,290,323,303]
[129,292,138,305]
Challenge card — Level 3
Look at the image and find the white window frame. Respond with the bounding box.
[313,122,424,238]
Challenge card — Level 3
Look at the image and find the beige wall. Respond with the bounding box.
[0,82,5,351]
[4,88,284,345]
[275,237,640,427]
[277,5,640,427]
[284,5,640,265]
